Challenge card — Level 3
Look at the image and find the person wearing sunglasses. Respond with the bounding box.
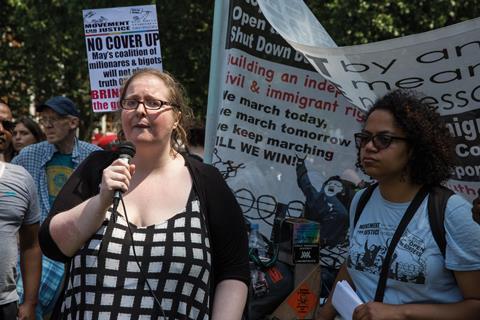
[12,96,101,319]
[0,100,42,320]
[0,100,13,120]
[317,90,480,320]
[0,101,15,162]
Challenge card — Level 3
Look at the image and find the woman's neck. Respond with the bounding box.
[378,178,423,203]
[128,148,184,193]
[132,145,181,173]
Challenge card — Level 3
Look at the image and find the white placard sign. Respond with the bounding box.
[83,5,162,112]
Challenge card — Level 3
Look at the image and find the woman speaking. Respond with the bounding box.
[39,69,249,319]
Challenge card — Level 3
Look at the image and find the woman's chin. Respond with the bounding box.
[364,168,380,180]
[127,132,154,142]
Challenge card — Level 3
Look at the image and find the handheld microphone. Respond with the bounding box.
[112,141,136,212]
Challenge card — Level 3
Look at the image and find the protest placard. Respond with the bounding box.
[205,2,480,277]
[207,2,363,270]
[83,5,162,112]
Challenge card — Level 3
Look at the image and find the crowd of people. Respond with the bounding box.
[1,70,480,320]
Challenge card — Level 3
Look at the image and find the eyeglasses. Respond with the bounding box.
[38,116,67,127]
[0,119,14,132]
[354,132,409,150]
[120,99,179,111]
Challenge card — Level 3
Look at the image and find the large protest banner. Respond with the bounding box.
[83,5,162,112]
[257,0,480,201]
[206,0,365,240]
[207,0,480,234]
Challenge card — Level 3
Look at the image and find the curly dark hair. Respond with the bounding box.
[355,89,455,186]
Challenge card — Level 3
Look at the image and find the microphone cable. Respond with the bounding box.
[119,193,168,319]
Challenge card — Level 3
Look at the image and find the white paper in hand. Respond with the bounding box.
[331,280,363,320]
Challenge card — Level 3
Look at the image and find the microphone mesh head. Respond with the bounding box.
[117,141,136,158]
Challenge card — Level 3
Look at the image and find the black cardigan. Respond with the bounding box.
[39,150,250,313]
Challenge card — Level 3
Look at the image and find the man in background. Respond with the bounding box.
[0,160,41,319]
[0,100,15,162]
[12,96,101,318]
[0,100,12,120]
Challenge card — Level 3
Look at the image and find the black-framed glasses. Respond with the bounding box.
[354,132,409,150]
[0,119,15,132]
[38,116,68,127]
[120,99,179,110]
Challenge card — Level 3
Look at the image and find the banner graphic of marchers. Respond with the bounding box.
[257,0,480,201]
[207,0,480,238]
[206,0,367,237]
[83,5,162,112]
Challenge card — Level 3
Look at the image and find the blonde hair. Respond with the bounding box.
[118,68,193,154]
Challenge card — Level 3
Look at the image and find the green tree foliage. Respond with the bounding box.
[0,0,213,139]
[306,0,480,45]
[0,1,478,139]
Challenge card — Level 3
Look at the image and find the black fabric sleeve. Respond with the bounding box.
[199,163,250,287]
[39,151,116,262]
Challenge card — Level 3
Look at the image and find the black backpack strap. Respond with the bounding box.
[427,186,454,258]
[354,183,378,228]
[374,185,430,302]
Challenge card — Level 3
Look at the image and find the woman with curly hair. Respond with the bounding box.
[317,90,480,320]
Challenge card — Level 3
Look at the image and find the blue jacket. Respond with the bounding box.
[12,139,101,222]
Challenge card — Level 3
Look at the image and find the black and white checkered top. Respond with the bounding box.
[60,189,212,319]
